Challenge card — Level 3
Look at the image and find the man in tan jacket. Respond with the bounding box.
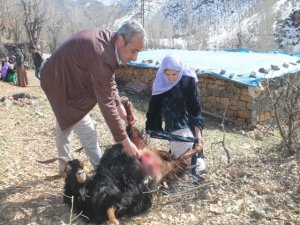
[40,20,146,173]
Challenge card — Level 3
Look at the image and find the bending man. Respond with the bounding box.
[40,20,146,173]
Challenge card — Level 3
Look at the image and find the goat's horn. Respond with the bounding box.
[121,97,135,125]
[36,157,69,164]
[178,145,203,160]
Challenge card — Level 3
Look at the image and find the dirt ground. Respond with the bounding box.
[0,70,299,225]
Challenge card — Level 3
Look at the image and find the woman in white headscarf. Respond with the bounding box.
[145,54,206,181]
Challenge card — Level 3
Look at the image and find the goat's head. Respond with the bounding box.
[121,96,202,184]
[138,146,202,184]
[36,157,90,184]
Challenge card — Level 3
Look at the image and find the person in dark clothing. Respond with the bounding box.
[145,54,206,181]
[30,46,44,80]
[15,48,28,87]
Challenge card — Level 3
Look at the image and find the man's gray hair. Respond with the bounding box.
[115,20,147,45]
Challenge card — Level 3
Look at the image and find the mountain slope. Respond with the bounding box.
[71,0,300,51]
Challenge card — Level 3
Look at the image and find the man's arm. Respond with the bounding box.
[90,62,139,158]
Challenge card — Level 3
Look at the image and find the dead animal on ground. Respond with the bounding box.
[37,97,202,224]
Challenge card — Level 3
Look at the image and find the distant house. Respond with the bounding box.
[115,49,300,128]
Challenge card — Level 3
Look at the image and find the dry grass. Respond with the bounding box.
[0,71,299,225]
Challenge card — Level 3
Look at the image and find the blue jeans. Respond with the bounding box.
[35,66,41,80]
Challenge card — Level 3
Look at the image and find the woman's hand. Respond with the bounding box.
[195,142,203,152]
[195,127,204,152]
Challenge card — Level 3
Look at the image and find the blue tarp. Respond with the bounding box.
[128,49,300,87]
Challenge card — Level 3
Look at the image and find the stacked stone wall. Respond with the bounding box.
[115,66,300,128]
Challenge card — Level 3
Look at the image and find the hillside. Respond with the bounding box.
[72,0,300,51]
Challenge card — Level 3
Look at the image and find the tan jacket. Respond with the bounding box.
[41,29,127,142]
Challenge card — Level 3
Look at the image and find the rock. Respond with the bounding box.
[258,68,268,74]
[220,155,229,164]
[249,203,267,219]
[246,131,255,138]
[249,71,256,78]
[271,65,280,70]
[229,73,235,78]
[155,60,160,65]
[2,98,13,107]
[254,131,263,140]
[297,59,300,64]
[282,62,289,68]
[285,195,295,207]
[220,69,226,75]
[238,130,246,135]
[290,62,297,65]
[142,59,153,64]
[185,203,197,212]
[209,204,225,214]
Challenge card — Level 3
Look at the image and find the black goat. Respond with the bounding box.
[38,97,202,224]
[62,144,154,224]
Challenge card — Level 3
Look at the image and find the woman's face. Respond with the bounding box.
[164,69,179,84]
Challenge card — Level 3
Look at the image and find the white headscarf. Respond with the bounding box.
[152,54,198,95]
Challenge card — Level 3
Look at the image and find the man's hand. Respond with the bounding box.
[122,137,140,158]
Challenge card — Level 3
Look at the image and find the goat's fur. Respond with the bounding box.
[39,97,201,224]
[63,144,154,223]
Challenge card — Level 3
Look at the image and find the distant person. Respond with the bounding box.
[40,20,146,174]
[0,57,11,80]
[15,48,28,87]
[3,64,17,84]
[1,56,12,67]
[145,54,206,181]
[29,45,44,80]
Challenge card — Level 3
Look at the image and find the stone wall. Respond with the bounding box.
[115,66,300,128]
[116,66,157,95]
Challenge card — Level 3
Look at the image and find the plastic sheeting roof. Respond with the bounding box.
[128,49,300,87]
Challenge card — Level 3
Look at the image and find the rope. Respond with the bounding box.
[147,130,197,143]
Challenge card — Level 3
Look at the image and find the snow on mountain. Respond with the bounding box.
[273,0,300,51]
[72,0,300,51]
[73,0,115,6]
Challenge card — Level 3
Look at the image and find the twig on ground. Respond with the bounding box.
[210,100,231,164]
[69,196,74,225]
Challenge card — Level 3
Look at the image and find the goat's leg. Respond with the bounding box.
[106,206,119,225]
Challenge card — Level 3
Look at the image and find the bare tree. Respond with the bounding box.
[60,2,88,34]
[43,1,67,53]
[266,74,300,156]
[146,12,174,49]
[0,0,6,41]
[5,0,24,43]
[19,0,46,46]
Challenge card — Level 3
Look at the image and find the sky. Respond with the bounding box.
[129,49,300,87]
